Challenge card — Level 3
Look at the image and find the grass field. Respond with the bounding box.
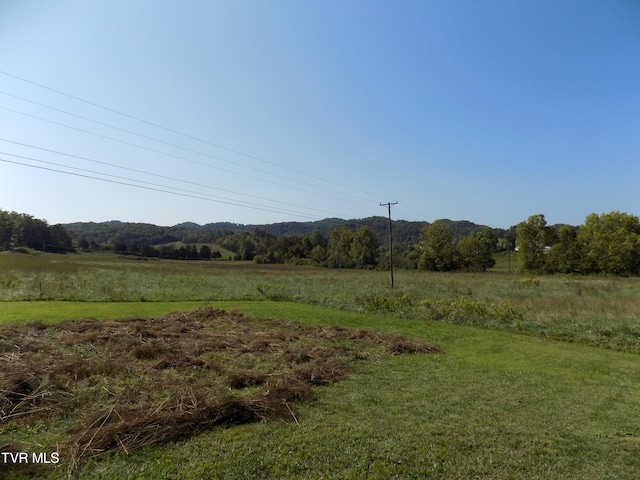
[1,250,640,478]
[2,250,639,352]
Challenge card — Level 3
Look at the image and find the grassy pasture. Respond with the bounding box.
[2,250,640,351]
[2,251,640,478]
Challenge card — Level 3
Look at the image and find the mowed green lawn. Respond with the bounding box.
[0,300,204,323]
[2,300,640,479]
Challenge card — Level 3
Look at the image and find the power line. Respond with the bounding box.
[1,105,375,209]
[0,156,325,220]
[0,92,376,204]
[0,151,327,219]
[0,138,355,219]
[0,70,381,200]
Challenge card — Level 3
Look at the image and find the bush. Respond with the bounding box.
[514,277,540,287]
[255,282,287,301]
[419,297,522,326]
[357,294,413,315]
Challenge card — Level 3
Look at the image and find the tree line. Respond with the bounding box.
[0,210,74,253]
[516,211,640,275]
[73,225,380,268]
[5,208,639,276]
[62,217,490,248]
[416,221,499,272]
[76,221,497,271]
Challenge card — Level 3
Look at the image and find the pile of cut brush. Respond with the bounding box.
[0,306,441,466]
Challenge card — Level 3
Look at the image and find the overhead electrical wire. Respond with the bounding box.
[0,138,355,219]
[0,91,376,204]
[0,70,420,223]
[0,151,326,219]
[0,70,381,201]
[0,105,375,210]
[0,156,324,220]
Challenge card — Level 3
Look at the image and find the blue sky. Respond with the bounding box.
[1,0,638,229]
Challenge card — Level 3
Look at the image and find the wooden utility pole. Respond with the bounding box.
[380,202,398,288]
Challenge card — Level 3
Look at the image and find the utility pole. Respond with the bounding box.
[380,202,398,288]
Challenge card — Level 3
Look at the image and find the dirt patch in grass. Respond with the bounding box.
[0,306,441,472]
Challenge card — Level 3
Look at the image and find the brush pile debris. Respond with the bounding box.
[0,307,441,462]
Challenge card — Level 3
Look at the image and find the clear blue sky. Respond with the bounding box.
[1,0,638,229]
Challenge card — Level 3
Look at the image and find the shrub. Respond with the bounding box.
[514,277,540,287]
[357,294,413,315]
[255,282,287,300]
[419,297,522,326]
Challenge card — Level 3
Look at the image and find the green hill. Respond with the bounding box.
[63,216,493,247]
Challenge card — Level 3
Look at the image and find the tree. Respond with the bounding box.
[199,245,212,260]
[12,215,48,250]
[544,225,580,273]
[578,211,640,275]
[308,229,328,265]
[309,244,328,265]
[140,244,158,257]
[457,231,496,271]
[112,238,128,253]
[310,230,328,249]
[0,210,14,250]
[516,214,550,271]
[480,227,498,254]
[350,226,379,268]
[503,226,517,251]
[418,221,457,271]
[327,227,355,268]
[238,236,256,261]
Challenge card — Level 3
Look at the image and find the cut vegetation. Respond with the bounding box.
[0,307,438,476]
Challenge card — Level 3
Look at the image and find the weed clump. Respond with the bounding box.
[514,277,541,287]
[357,293,413,315]
[130,342,166,360]
[255,282,288,300]
[357,293,523,329]
[419,297,523,327]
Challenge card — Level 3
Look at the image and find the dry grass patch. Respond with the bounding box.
[0,307,440,473]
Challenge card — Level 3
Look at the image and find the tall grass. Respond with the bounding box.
[2,250,640,350]
[3,251,640,478]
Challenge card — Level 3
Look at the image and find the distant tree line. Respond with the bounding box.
[77,226,381,268]
[63,216,492,249]
[0,210,74,253]
[215,226,380,268]
[416,221,499,272]
[9,208,639,276]
[64,217,493,269]
[95,240,223,261]
[516,211,640,275]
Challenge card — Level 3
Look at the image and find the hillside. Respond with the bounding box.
[63,217,493,247]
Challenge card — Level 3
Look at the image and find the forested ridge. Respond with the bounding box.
[62,216,490,247]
